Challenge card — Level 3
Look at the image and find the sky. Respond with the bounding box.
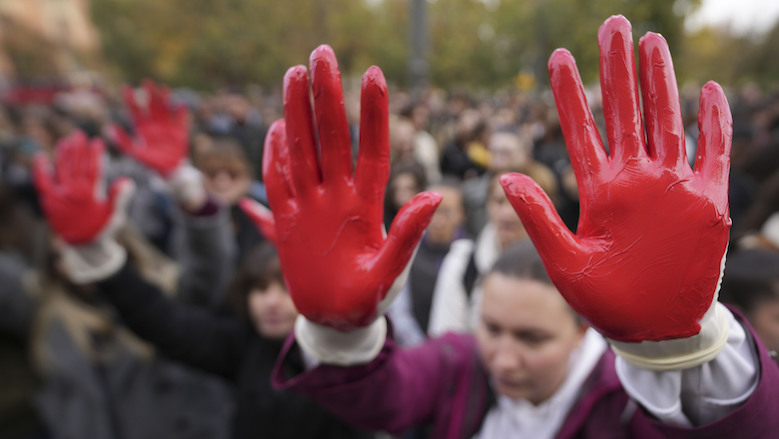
[686,0,779,35]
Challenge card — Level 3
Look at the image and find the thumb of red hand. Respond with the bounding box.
[500,173,585,275]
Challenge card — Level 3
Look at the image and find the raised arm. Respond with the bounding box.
[261,45,440,360]
[112,80,234,306]
[500,15,770,428]
[33,131,246,380]
[259,46,474,431]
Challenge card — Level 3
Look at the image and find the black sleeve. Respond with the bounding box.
[97,261,247,381]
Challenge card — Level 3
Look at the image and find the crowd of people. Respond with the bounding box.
[1,15,779,439]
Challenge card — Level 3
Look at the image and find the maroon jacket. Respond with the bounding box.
[273,312,779,438]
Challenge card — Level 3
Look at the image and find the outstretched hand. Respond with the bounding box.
[34,131,134,245]
[110,80,189,177]
[263,46,441,331]
[501,16,732,344]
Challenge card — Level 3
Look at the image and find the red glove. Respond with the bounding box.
[264,45,441,331]
[34,131,133,245]
[500,16,731,347]
[110,80,189,177]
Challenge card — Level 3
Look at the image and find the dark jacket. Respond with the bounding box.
[273,310,779,439]
[97,262,373,439]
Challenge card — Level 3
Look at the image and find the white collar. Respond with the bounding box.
[474,328,607,439]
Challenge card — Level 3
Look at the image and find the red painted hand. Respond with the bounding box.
[501,16,732,343]
[33,131,134,245]
[264,46,441,331]
[111,80,188,177]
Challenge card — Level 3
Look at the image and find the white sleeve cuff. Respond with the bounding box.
[294,315,387,366]
[62,239,127,284]
[167,163,207,209]
[609,301,730,371]
[615,306,758,426]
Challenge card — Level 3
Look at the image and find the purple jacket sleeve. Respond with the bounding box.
[628,311,779,438]
[272,331,482,435]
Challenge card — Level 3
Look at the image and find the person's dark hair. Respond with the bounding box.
[489,239,551,285]
[427,177,464,204]
[488,240,583,324]
[384,161,428,229]
[719,248,779,315]
[228,242,284,319]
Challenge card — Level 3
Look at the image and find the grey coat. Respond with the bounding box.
[34,204,236,439]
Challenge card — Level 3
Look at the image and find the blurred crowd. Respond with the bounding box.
[0,75,778,439]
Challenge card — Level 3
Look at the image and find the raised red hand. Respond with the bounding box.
[33,131,134,245]
[264,46,441,331]
[500,16,732,343]
[111,80,188,176]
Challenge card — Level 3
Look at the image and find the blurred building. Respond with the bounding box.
[0,0,100,79]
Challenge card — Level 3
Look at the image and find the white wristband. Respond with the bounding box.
[168,163,207,209]
[609,301,730,371]
[294,316,387,366]
[61,239,127,284]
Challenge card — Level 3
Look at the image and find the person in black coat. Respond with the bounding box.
[96,242,374,439]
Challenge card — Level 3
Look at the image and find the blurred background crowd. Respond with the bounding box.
[1,1,779,439]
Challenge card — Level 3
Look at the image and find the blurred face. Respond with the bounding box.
[750,298,779,354]
[486,178,526,249]
[247,281,299,340]
[411,106,430,130]
[476,274,586,404]
[488,132,530,174]
[391,173,420,209]
[201,158,251,205]
[427,185,465,244]
[391,121,416,160]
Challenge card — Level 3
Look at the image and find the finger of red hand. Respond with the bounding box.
[375,191,442,300]
[239,197,278,244]
[639,32,686,169]
[56,131,85,189]
[694,81,732,205]
[310,45,353,185]
[500,173,582,271]
[85,137,105,194]
[284,65,321,194]
[354,66,390,211]
[598,15,646,162]
[548,49,606,200]
[262,120,296,216]
[73,133,93,187]
[174,105,189,140]
[144,79,170,123]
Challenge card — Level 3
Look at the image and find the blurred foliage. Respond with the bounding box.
[88,0,779,91]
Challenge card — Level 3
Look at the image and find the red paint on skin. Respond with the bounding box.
[501,16,732,343]
[113,80,189,177]
[261,45,442,331]
[33,132,132,245]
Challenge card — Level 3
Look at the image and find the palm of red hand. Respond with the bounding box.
[115,80,188,176]
[34,132,114,245]
[131,121,186,174]
[560,159,730,341]
[275,184,389,328]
